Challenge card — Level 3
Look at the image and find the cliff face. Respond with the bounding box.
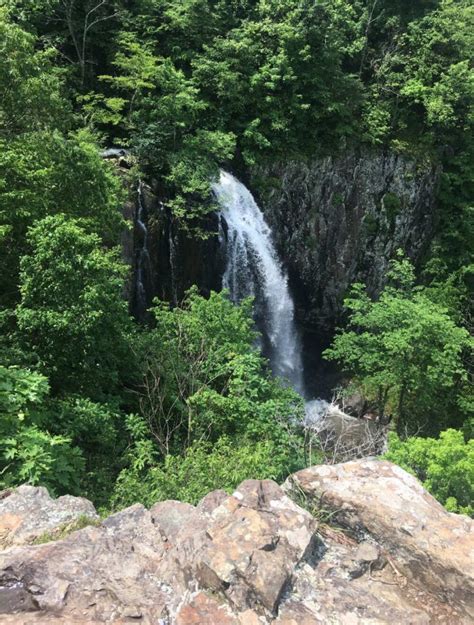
[253,150,439,336]
[126,182,224,319]
[122,149,438,336]
[119,150,439,393]
[1,460,472,624]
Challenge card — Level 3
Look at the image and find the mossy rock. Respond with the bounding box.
[363,213,378,237]
[32,515,101,544]
[332,192,344,207]
[383,192,402,223]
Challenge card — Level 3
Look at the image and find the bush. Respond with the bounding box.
[385,429,474,516]
[1,426,84,495]
[111,435,294,509]
[324,255,472,434]
[133,288,304,455]
[0,365,84,495]
[16,215,133,397]
[35,396,125,506]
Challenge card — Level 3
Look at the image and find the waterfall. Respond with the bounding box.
[213,171,304,394]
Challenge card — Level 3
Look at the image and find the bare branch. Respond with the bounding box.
[301,400,389,465]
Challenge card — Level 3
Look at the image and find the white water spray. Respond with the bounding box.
[213,171,304,394]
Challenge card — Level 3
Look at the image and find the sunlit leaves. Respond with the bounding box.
[325,256,472,434]
[16,215,132,396]
[386,429,474,516]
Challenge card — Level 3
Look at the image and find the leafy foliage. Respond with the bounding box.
[0,364,49,419]
[0,365,84,495]
[134,289,303,452]
[16,215,133,397]
[34,396,125,505]
[112,289,306,507]
[324,256,472,434]
[2,426,84,494]
[112,435,287,508]
[0,2,472,516]
[385,429,474,516]
[0,8,68,137]
[0,10,124,306]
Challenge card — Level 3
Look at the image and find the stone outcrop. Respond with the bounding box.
[285,460,474,619]
[1,460,471,624]
[0,485,98,548]
[253,150,439,338]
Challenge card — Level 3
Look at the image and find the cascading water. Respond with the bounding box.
[213,171,304,395]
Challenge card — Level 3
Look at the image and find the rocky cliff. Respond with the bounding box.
[121,179,224,320]
[122,149,438,335]
[253,150,439,334]
[1,460,472,624]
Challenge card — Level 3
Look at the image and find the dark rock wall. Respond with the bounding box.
[250,150,439,392]
[127,182,224,319]
[253,149,439,334]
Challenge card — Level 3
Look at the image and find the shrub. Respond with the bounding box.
[0,365,84,495]
[111,435,293,508]
[385,429,473,516]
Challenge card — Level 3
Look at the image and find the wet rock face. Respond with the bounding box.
[253,150,439,337]
[128,182,224,320]
[1,461,472,624]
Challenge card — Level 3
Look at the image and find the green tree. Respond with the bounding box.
[85,32,236,223]
[0,365,84,495]
[191,0,363,162]
[385,429,473,516]
[134,288,304,453]
[0,11,124,306]
[363,0,473,271]
[324,256,472,434]
[34,395,125,506]
[0,8,68,137]
[0,129,123,239]
[16,215,133,397]
[112,289,305,507]
[6,0,124,88]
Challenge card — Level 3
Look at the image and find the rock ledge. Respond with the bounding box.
[0,460,472,624]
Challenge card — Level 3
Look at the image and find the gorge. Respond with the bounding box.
[126,150,439,397]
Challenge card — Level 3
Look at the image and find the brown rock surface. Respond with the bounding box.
[285,459,474,619]
[160,479,318,614]
[0,504,172,623]
[203,479,316,612]
[0,461,473,624]
[0,485,98,548]
[175,592,238,625]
